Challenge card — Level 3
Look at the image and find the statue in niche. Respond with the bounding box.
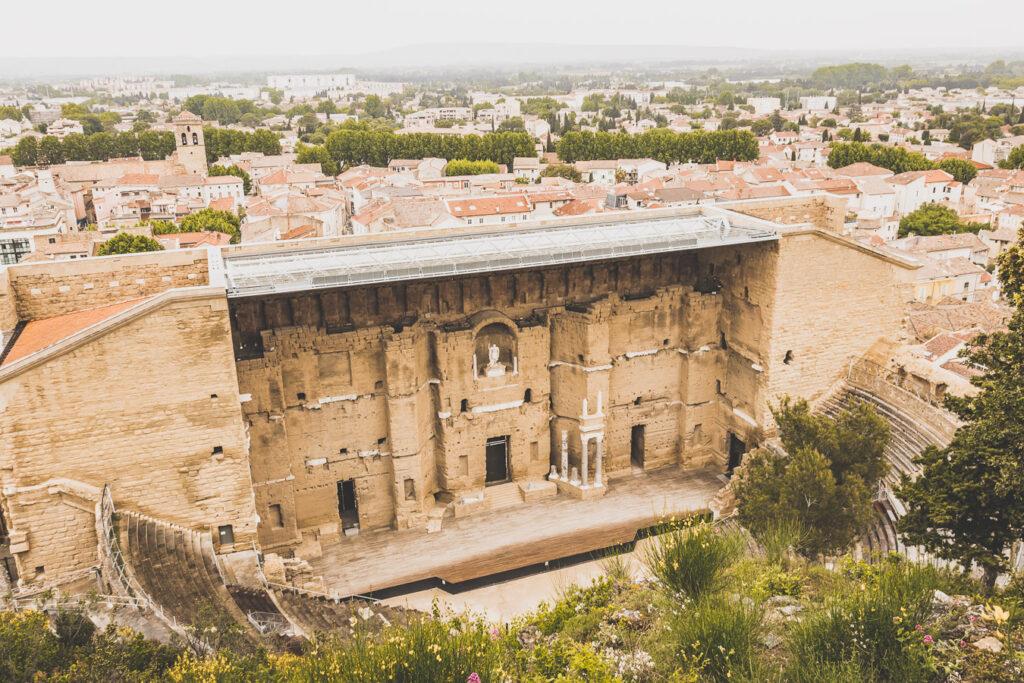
[484,342,505,377]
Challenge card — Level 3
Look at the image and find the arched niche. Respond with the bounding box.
[474,321,517,378]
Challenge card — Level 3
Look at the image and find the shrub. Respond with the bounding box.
[598,547,634,583]
[531,576,615,636]
[539,163,582,182]
[523,639,618,682]
[751,516,807,569]
[53,624,184,681]
[165,651,282,682]
[0,610,61,683]
[670,595,763,682]
[289,611,501,683]
[643,519,743,600]
[788,556,939,682]
[754,567,803,599]
[97,232,165,255]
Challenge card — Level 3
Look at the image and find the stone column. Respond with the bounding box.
[560,430,569,480]
[595,434,603,487]
[581,434,589,488]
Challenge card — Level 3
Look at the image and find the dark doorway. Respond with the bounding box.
[485,436,510,485]
[337,479,358,529]
[631,425,646,469]
[727,433,746,476]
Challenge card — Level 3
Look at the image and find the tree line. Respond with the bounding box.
[555,129,760,165]
[827,141,979,183]
[2,126,281,168]
[297,130,535,173]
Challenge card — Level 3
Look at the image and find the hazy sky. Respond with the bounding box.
[4,0,1022,59]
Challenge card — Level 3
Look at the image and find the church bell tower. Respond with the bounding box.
[172,110,207,175]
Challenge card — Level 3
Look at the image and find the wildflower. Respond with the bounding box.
[892,616,902,623]
[491,626,499,638]
[923,635,933,643]
[915,625,922,630]
[467,675,482,683]
[959,640,966,648]
[970,616,976,622]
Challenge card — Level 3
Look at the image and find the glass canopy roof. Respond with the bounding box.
[221,209,779,298]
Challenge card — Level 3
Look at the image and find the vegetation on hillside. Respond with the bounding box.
[8,522,1024,681]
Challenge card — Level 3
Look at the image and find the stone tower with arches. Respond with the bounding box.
[172,110,207,175]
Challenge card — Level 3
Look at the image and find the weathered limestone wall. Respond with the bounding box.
[7,249,210,320]
[237,325,397,553]
[0,290,256,584]
[760,230,916,418]
[723,195,848,234]
[234,244,781,554]
[0,268,18,345]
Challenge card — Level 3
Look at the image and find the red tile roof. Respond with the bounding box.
[3,298,150,367]
[209,197,234,212]
[117,173,160,185]
[280,224,317,240]
[447,195,531,217]
[156,231,232,249]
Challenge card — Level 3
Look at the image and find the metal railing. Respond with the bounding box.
[13,593,148,611]
[98,486,207,651]
[246,610,289,635]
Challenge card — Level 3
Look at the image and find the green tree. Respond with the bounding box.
[444,159,500,176]
[750,119,773,136]
[0,105,23,121]
[997,224,1024,305]
[733,397,889,557]
[540,163,582,182]
[898,203,984,238]
[363,94,385,118]
[316,99,338,115]
[98,233,165,255]
[38,136,64,165]
[261,87,283,104]
[201,97,242,125]
[935,158,978,184]
[179,208,241,243]
[209,164,252,194]
[898,297,1024,587]
[10,136,38,166]
[295,143,339,176]
[496,117,526,133]
[1000,144,1024,169]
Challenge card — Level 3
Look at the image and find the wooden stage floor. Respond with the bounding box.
[310,466,725,597]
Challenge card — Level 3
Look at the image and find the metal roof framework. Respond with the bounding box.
[222,212,779,298]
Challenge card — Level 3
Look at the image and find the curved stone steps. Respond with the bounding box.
[117,510,250,630]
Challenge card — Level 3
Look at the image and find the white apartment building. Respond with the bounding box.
[267,73,356,90]
[799,96,837,111]
[747,97,781,115]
